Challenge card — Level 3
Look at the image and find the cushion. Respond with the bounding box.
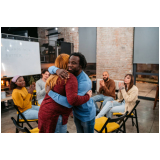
[30,127,39,133]
[95,117,120,133]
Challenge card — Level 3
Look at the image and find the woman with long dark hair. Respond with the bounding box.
[10,76,40,119]
[96,74,138,118]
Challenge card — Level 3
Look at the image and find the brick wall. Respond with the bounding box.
[58,27,79,52]
[96,27,134,81]
[37,27,48,46]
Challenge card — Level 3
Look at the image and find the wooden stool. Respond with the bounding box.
[153,84,159,110]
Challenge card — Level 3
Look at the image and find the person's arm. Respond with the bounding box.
[117,91,123,101]
[102,81,115,95]
[99,86,103,94]
[48,74,90,108]
[48,66,59,74]
[12,92,32,109]
[65,74,90,106]
[36,81,46,98]
[48,91,73,108]
[48,66,69,79]
[121,87,138,103]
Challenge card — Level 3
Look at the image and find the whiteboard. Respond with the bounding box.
[1,38,41,78]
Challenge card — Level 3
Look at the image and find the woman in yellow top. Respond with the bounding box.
[10,75,40,119]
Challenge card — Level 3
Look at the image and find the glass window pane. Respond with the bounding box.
[136,64,159,73]
[136,75,158,98]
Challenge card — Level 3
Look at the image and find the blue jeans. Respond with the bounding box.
[74,116,95,133]
[54,115,67,133]
[96,100,125,118]
[20,105,40,119]
[91,94,114,110]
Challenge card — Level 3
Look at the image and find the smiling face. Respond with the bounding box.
[68,56,82,75]
[103,72,109,81]
[42,71,49,80]
[124,75,131,85]
[15,77,26,88]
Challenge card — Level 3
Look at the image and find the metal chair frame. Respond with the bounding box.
[14,105,38,133]
[94,111,129,133]
[115,100,140,133]
[11,117,31,133]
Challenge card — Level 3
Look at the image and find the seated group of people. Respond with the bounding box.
[10,52,138,133]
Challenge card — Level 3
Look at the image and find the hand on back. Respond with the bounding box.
[45,85,51,94]
[56,69,69,79]
[87,90,92,98]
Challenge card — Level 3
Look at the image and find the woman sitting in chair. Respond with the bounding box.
[96,74,138,119]
[10,76,40,120]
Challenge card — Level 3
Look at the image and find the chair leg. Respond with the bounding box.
[134,109,139,133]
[132,117,134,126]
[153,98,158,110]
[123,121,126,133]
[153,85,159,110]
[99,102,102,110]
[16,115,19,133]
[16,128,19,133]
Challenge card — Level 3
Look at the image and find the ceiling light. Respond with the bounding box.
[55,28,58,30]
[72,28,75,31]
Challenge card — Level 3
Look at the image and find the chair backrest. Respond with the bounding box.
[14,105,34,129]
[109,111,129,123]
[11,117,31,133]
[128,100,140,116]
[14,105,28,122]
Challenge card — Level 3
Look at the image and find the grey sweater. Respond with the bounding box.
[36,78,46,100]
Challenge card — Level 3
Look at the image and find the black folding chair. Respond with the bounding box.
[11,117,39,133]
[94,111,128,133]
[113,100,140,133]
[14,105,38,133]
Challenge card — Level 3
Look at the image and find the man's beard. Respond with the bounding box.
[103,77,108,82]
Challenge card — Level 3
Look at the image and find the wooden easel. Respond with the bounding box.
[153,84,159,110]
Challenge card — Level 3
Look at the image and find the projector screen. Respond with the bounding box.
[79,27,97,63]
[133,27,159,64]
[1,38,41,78]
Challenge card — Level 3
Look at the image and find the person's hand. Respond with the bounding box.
[101,80,105,87]
[87,90,92,98]
[28,85,35,94]
[121,82,125,88]
[45,85,51,94]
[56,69,69,79]
[118,82,122,89]
[100,80,102,87]
[32,82,36,87]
